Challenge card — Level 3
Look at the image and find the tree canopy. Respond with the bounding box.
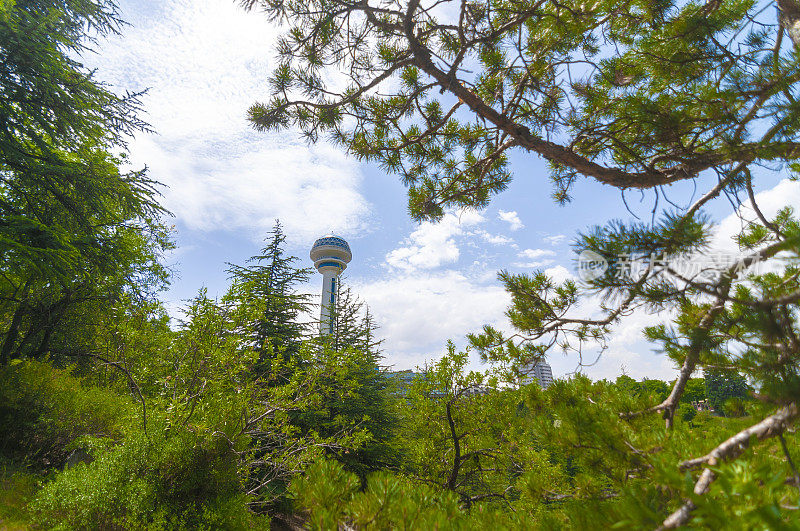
[243,0,800,527]
[1,0,799,528]
[244,0,800,217]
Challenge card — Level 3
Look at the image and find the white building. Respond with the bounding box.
[519,360,554,389]
[309,236,352,335]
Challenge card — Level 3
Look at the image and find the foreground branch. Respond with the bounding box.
[658,403,799,529]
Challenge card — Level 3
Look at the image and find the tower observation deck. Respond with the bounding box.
[310,236,352,335]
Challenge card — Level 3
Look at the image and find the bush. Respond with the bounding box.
[678,403,697,424]
[0,360,134,467]
[723,397,747,418]
[290,459,530,529]
[30,424,261,529]
[0,458,38,529]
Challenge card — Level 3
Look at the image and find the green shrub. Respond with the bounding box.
[677,403,697,424]
[290,459,529,529]
[30,424,261,529]
[0,458,38,530]
[723,397,747,418]
[0,360,134,467]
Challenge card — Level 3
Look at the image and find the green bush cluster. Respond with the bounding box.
[0,360,262,529]
[0,360,132,468]
[0,459,38,530]
[290,459,531,529]
[29,426,258,530]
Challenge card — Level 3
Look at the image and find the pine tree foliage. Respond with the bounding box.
[226,221,313,364]
[243,0,800,219]
[307,281,398,480]
[0,0,172,367]
[5,0,800,527]
[0,0,160,274]
[242,0,800,525]
[326,280,383,355]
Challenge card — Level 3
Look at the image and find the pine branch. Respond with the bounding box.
[659,403,799,529]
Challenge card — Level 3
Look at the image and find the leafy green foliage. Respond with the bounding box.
[705,369,751,413]
[0,360,134,468]
[3,0,800,528]
[290,459,527,529]
[30,424,260,530]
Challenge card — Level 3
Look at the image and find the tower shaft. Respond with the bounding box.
[310,236,352,337]
[319,268,338,335]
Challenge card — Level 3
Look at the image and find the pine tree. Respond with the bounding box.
[326,281,383,355]
[307,281,398,479]
[226,221,312,367]
[0,0,170,367]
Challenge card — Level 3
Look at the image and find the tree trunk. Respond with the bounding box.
[0,279,32,365]
[33,291,71,359]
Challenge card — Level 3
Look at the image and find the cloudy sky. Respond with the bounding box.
[85,0,799,381]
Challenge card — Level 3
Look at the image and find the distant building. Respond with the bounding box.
[461,384,489,397]
[388,369,418,391]
[519,360,554,389]
[692,399,714,412]
[384,370,453,399]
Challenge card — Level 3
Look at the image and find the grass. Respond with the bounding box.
[0,458,38,530]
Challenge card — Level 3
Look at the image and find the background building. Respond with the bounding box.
[309,236,352,335]
[519,360,554,389]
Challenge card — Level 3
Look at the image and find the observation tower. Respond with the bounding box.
[309,235,352,335]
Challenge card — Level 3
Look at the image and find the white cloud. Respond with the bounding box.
[86,0,370,242]
[544,234,568,245]
[519,248,556,260]
[713,178,800,252]
[544,265,574,283]
[498,210,524,231]
[385,211,485,272]
[512,248,556,268]
[473,229,514,246]
[131,135,370,241]
[355,270,510,369]
[589,308,678,381]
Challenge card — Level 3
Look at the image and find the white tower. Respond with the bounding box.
[309,235,352,335]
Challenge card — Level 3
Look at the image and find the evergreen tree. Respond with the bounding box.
[705,369,750,413]
[0,0,170,367]
[0,0,155,276]
[226,221,312,366]
[304,281,398,480]
[326,281,383,355]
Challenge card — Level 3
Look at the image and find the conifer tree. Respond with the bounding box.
[0,0,169,367]
[226,221,313,366]
[326,282,383,356]
[306,281,398,479]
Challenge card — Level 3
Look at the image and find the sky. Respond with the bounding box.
[84,0,799,381]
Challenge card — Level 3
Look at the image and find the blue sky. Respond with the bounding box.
[84,0,799,380]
